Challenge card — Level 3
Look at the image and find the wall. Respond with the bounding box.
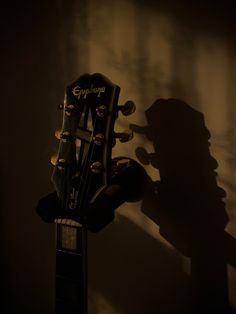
[1,0,236,313]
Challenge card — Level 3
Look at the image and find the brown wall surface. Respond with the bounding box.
[1,1,236,313]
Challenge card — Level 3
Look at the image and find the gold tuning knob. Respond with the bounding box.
[118,101,136,116]
[55,130,74,142]
[114,129,134,143]
[55,129,61,140]
[50,154,58,166]
[50,156,66,170]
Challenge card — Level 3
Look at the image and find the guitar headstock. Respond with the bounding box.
[51,73,135,224]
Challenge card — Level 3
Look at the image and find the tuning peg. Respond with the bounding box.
[114,129,134,143]
[66,104,75,110]
[118,101,136,116]
[55,130,74,142]
[58,103,75,111]
[55,129,61,140]
[50,155,66,169]
[50,154,58,166]
[61,131,74,142]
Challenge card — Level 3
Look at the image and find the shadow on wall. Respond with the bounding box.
[130,99,236,313]
[88,215,191,314]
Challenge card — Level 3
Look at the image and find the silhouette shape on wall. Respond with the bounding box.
[131,98,236,313]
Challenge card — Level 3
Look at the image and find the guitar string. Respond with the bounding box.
[68,94,114,222]
[72,103,92,314]
[76,110,98,219]
[73,103,98,220]
[57,109,89,314]
[61,109,83,216]
[77,92,117,222]
[67,109,89,217]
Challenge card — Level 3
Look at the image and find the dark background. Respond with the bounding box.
[1,1,236,313]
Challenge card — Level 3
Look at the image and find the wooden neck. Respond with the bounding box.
[55,223,87,314]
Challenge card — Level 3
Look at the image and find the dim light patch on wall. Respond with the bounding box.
[89,289,122,314]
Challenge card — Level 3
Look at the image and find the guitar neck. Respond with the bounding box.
[55,223,87,314]
[35,74,138,314]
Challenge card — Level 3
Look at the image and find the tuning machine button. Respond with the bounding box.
[61,131,74,142]
[96,105,107,117]
[50,154,58,166]
[55,129,61,140]
[90,161,103,174]
[118,101,136,116]
[55,130,74,142]
[50,155,66,170]
[114,129,134,143]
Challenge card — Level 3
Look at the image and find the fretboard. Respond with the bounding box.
[55,223,87,314]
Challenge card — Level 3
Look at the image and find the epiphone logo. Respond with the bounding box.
[72,84,106,99]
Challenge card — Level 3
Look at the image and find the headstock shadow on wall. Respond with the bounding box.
[130,98,236,313]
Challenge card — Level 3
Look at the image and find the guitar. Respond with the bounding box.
[37,73,146,313]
